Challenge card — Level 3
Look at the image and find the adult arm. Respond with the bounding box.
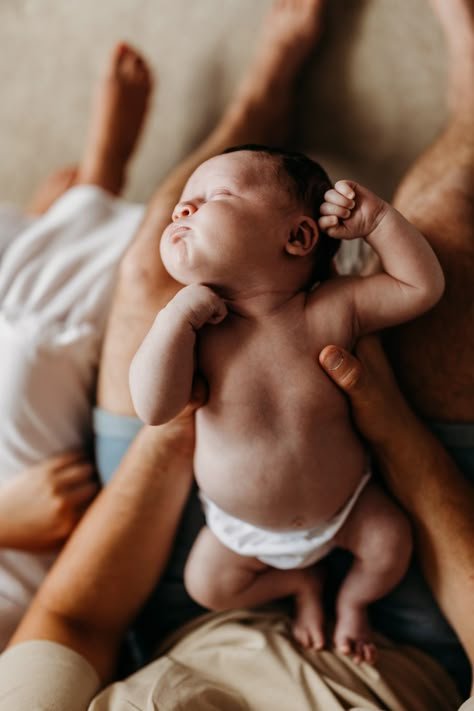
[319,336,474,689]
[7,407,196,683]
[129,283,226,424]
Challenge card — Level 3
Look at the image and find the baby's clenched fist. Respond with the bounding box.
[318,180,389,241]
[172,284,228,331]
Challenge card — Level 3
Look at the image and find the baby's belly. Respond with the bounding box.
[194,411,367,531]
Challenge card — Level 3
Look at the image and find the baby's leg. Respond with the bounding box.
[333,481,413,665]
[184,526,326,650]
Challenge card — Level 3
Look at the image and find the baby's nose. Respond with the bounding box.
[172,202,197,221]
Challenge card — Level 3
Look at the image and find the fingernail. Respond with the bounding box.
[324,349,344,371]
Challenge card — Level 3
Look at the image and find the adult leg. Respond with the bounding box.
[385,0,474,422]
[26,42,152,215]
[97,0,327,415]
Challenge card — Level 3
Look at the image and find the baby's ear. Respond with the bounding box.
[285,217,318,256]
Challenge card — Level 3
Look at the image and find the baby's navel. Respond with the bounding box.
[290,515,306,528]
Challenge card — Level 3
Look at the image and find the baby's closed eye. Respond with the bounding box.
[209,189,232,199]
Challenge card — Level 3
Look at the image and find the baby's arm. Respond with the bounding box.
[0,452,98,551]
[129,284,227,424]
[318,181,445,336]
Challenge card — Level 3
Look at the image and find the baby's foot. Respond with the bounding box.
[78,42,153,195]
[225,0,326,145]
[292,567,325,650]
[27,165,78,215]
[333,605,377,665]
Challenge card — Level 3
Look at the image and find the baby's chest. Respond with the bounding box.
[197,319,341,410]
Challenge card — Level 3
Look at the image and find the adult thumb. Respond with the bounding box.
[319,345,364,396]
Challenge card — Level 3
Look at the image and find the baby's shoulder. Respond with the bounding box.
[305,275,358,312]
[304,277,358,344]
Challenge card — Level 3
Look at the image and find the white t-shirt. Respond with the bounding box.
[0,186,145,647]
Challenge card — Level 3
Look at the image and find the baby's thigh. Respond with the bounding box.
[184,526,265,607]
[334,481,413,570]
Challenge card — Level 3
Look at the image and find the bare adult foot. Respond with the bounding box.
[429,0,474,112]
[221,0,326,146]
[292,566,326,650]
[333,605,377,666]
[78,42,153,195]
[27,165,78,215]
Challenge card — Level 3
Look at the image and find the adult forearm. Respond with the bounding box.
[9,420,194,682]
[376,417,474,658]
[319,338,474,670]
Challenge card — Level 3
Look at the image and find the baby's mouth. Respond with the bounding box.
[169,224,190,242]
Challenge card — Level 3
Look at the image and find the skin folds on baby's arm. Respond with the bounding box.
[316,180,445,338]
[129,283,226,425]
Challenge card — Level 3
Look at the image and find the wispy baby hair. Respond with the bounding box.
[223,144,340,282]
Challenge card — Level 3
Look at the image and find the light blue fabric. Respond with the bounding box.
[93,407,143,485]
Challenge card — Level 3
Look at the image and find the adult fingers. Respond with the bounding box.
[48,450,90,470]
[319,345,366,398]
[319,335,411,446]
[55,461,97,489]
[66,480,100,507]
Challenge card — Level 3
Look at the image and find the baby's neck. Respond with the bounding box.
[220,284,303,320]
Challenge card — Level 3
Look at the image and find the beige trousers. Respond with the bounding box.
[0,610,464,711]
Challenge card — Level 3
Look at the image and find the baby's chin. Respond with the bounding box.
[161,245,213,287]
[162,260,203,288]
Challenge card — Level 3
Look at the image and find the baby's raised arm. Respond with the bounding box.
[318,181,445,336]
[129,284,227,424]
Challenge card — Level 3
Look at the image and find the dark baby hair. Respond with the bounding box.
[223,144,340,282]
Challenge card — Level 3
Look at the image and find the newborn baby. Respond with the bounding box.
[129,145,444,663]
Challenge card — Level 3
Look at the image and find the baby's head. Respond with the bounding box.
[225,145,340,282]
[161,145,339,292]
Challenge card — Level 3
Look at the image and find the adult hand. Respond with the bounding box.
[0,452,98,551]
[318,335,415,449]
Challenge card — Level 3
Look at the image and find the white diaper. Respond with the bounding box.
[200,470,371,570]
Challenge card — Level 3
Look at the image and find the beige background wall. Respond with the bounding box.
[0,0,447,208]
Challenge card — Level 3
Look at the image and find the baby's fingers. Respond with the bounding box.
[334,180,356,200]
[323,186,355,210]
[318,215,339,232]
[318,214,352,239]
[320,202,352,220]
